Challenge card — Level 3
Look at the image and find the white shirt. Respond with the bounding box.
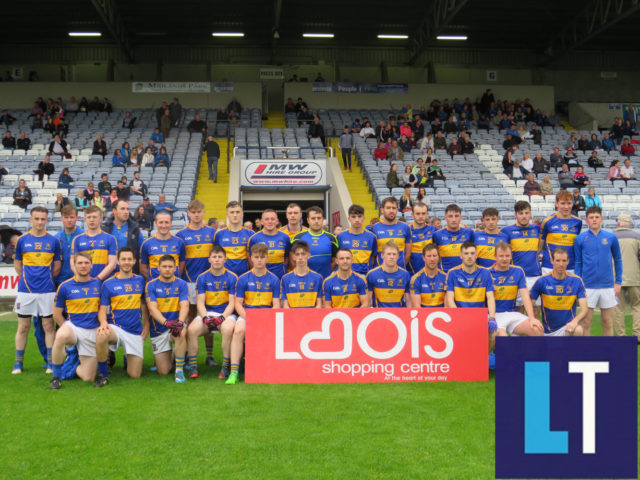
[621,165,635,178]
[359,127,375,137]
[521,157,534,171]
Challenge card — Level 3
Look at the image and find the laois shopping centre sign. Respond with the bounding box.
[245,308,488,383]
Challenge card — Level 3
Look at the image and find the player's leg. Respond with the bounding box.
[512,320,544,336]
[13,315,31,373]
[95,326,118,386]
[581,308,594,336]
[76,356,98,381]
[226,317,245,384]
[154,351,173,376]
[504,312,544,337]
[75,327,98,382]
[151,331,173,375]
[204,333,217,367]
[126,354,143,378]
[600,307,614,336]
[50,324,76,389]
[613,287,628,337]
[186,317,208,378]
[40,316,56,373]
[172,327,188,383]
[566,324,584,336]
[218,316,236,379]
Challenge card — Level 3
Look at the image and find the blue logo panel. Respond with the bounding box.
[495,337,637,479]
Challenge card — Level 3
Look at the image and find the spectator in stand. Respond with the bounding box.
[154,146,171,170]
[33,154,55,181]
[92,191,105,212]
[558,164,574,190]
[142,147,155,168]
[57,167,74,192]
[102,98,113,114]
[529,124,542,145]
[577,134,591,152]
[16,132,31,151]
[416,187,430,207]
[566,133,578,150]
[115,180,130,201]
[169,98,183,127]
[564,147,579,167]
[12,179,32,210]
[227,97,242,113]
[447,137,462,157]
[532,153,550,176]
[129,149,140,170]
[284,98,296,113]
[399,187,414,213]
[623,104,637,126]
[134,205,152,234]
[120,142,131,161]
[374,141,387,165]
[216,108,229,122]
[0,163,8,184]
[92,135,107,157]
[571,188,585,215]
[29,101,44,118]
[160,108,172,140]
[338,126,353,171]
[589,133,602,150]
[399,121,411,138]
[506,160,528,182]
[2,131,15,150]
[611,118,624,144]
[54,192,70,213]
[146,140,158,155]
[460,135,474,154]
[88,96,101,112]
[573,165,590,188]
[43,117,56,135]
[129,172,147,197]
[1,234,18,264]
[150,128,164,144]
[297,107,313,125]
[400,165,417,188]
[419,133,434,153]
[78,97,89,113]
[428,159,446,182]
[142,197,155,221]
[521,153,534,172]
[155,194,177,218]
[416,166,432,187]
[584,187,602,208]
[443,116,458,134]
[621,158,636,181]
[74,190,89,212]
[413,118,425,139]
[588,151,604,171]
[97,173,111,196]
[540,175,554,196]
[308,117,325,146]
[105,188,120,210]
[502,144,519,172]
[112,148,127,172]
[549,147,563,171]
[620,138,635,158]
[523,174,542,197]
[608,159,624,184]
[295,97,307,111]
[433,131,447,150]
[623,119,638,136]
[351,119,363,134]
[84,182,96,200]
[52,112,67,136]
[0,109,16,126]
[122,111,137,131]
[228,109,241,127]
[187,113,207,135]
[155,101,168,129]
[359,121,376,139]
[31,113,43,132]
[205,136,220,182]
[602,132,616,152]
[386,163,400,189]
[386,140,404,163]
[398,134,412,153]
[547,110,561,126]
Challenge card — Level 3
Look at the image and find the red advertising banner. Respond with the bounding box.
[245,308,489,384]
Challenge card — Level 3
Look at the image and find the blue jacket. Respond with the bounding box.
[584,195,602,208]
[574,228,622,288]
[55,227,84,285]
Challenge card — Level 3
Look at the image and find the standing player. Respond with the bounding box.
[102,200,145,270]
[95,247,149,386]
[145,255,190,383]
[444,241,498,351]
[214,200,254,277]
[432,204,474,272]
[177,199,217,366]
[71,205,117,281]
[410,244,447,308]
[539,190,582,274]
[12,206,61,374]
[366,241,412,307]
[530,247,587,336]
[232,243,281,385]
[187,246,238,379]
[323,248,369,308]
[140,211,186,280]
[337,204,377,276]
[473,207,508,268]
[49,253,102,389]
[408,202,436,273]
[371,197,412,269]
[292,206,338,279]
[281,241,323,308]
[279,202,307,240]
[489,242,544,336]
[574,206,623,336]
[54,205,83,286]
[248,209,290,279]
[501,200,542,316]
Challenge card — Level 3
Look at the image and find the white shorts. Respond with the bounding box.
[194,312,238,332]
[495,311,529,335]
[108,324,144,358]
[585,288,618,309]
[150,331,172,354]
[187,282,197,305]
[14,292,55,317]
[516,276,541,307]
[541,267,574,275]
[545,326,567,337]
[65,321,97,357]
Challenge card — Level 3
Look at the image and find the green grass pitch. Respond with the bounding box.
[1,313,638,480]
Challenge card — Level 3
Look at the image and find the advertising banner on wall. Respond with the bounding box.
[240,159,327,186]
[131,82,211,93]
[0,265,19,298]
[245,308,489,383]
[312,83,409,94]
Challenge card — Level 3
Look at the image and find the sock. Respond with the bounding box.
[52,362,62,379]
[206,344,213,358]
[175,356,185,372]
[188,355,198,368]
[223,357,230,368]
[98,361,109,378]
[230,363,239,374]
[46,347,52,365]
[15,349,24,366]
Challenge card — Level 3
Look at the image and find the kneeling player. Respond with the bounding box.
[50,253,102,389]
[95,247,149,386]
[323,248,369,308]
[410,244,446,308]
[187,246,238,379]
[489,242,543,336]
[146,255,190,383]
[281,241,323,308]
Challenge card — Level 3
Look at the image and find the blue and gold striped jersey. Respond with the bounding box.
[100,274,145,334]
[176,225,215,282]
[213,226,254,277]
[371,220,412,268]
[145,276,189,337]
[366,265,411,307]
[279,224,307,241]
[408,223,437,274]
[292,230,339,279]
[140,234,186,279]
[540,214,583,270]
[530,273,586,333]
[445,265,494,308]
[15,231,61,293]
[489,265,527,313]
[322,271,367,308]
[432,227,474,272]
[195,268,237,314]
[55,277,102,329]
[248,230,291,279]
[410,269,446,307]
[473,230,509,268]
[236,269,280,309]
[337,229,377,275]
[280,269,323,308]
[71,231,117,278]
[501,223,542,277]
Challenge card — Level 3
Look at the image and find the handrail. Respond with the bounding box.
[232,145,333,158]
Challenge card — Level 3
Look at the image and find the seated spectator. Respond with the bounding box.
[620,138,635,157]
[602,132,616,152]
[33,154,55,181]
[399,165,413,188]
[386,163,400,189]
[54,192,70,213]
[147,139,158,155]
[589,133,602,151]
[154,146,171,170]
[558,164,574,189]
[2,235,18,264]
[584,187,602,208]
[91,191,105,211]
[416,166,432,187]
[29,101,44,118]
[105,188,119,209]
[386,140,404,163]
[398,134,412,153]
[566,133,578,150]
[155,194,177,218]
[129,172,147,196]
[540,174,554,196]
[121,142,131,161]
[430,118,442,134]
[64,96,78,113]
[79,97,89,112]
[532,153,550,176]
[116,180,130,200]
[444,117,458,134]
[477,115,490,131]
[399,187,414,213]
[563,147,579,167]
[31,113,43,132]
[571,189,586,215]
[12,180,31,210]
[308,117,325,146]
[607,159,624,184]
[506,161,528,181]
[129,149,140,170]
[412,157,425,175]
[0,110,16,126]
[187,113,207,134]
[297,107,314,125]
[97,173,112,196]
[433,131,447,150]
[57,168,74,192]
[2,131,15,150]
[284,98,296,113]
[549,147,564,170]
[134,205,152,233]
[620,158,636,180]
[52,112,67,137]
[611,118,624,144]
[43,117,56,135]
[112,148,127,172]
[529,124,542,145]
[142,147,155,167]
[88,96,101,112]
[460,135,474,154]
[142,196,156,220]
[16,132,31,151]
[427,159,446,181]
[413,119,425,139]
[102,97,113,114]
[577,134,591,152]
[0,163,8,184]
[227,97,242,113]
[228,109,241,127]
[518,124,532,141]
[623,119,638,137]
[359,121,375,139]
[314,72,325,82]
[169,98,182,127]
[573,166,590,188]
[216,108,229,122]
[523,174,542,197]
[92,135,107,157]
[416,187,430,206]
[74,190,89,212]
[419,133,434,152]
[84,182,96,200]
[521,153,534,172]
[150,128,164,144]
[447,137,462,156]
[587,151,604,171]
[122,111,137,131]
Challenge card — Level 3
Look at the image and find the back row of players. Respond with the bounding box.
[11,191,622,389]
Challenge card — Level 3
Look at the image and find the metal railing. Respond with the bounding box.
[232,145,333,158]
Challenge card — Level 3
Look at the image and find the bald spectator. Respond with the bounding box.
[92,135,107,157]
[2,131,15,150]
[613,213,640,343]
[308,117,325,146]
[523,174,542,197]
[187,114,207,135]
[16,132,31,151]
[155,194,177,218]
[227,97,242,113]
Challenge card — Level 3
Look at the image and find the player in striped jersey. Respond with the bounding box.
[366,241,412,307]
[432,204,474,272]
[50,252,102,389]
[281,241,323,308]
[473,207,508,268]
[248,209,291,279]
[337,204,377,275]
[140,211,186,280]
[371,197,412,269]
[539,190,583,274]
[71,205,117,281]
[323,248,369,308]
[95,247,149,386]
[279,202,307,241]
[410,243,446,308]
[213,201,254,277]
[408,202,436,274]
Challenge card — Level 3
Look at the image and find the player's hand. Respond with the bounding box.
[566,320,579,336]
[97,324,110,336]
[528,317,544,334]
[165,320,184,337]
[141,324,149,341]
[614,284,622,296]
[203,314,224,331]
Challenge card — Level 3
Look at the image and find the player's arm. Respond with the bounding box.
[178,261,186,276]
[568,296,589,332]
[404,242,412,269]
[315,295,322,308]
[573,237,583,278]
[140,303,150,340]
[359,293,370,308]
[486,290,496,318]
[272,297,281,308]
[139,263,149,281]
[139,242,149,280]
[410,292,422,308]
[234,295,247,319]
[178,299,190,324]
[404,292,412,308]
[445,290,456,308]
[52,259,61,278]
[222,294,236,318]
[97,304,110,335]
[13,259,21,276]
[96,254,117,281]
[146,299,168,326]
[53,306,66,327]
[196,292,208,318]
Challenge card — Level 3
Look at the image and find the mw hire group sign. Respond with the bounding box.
[245,308,488,383]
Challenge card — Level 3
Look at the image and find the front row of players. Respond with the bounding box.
[47,233,587,389]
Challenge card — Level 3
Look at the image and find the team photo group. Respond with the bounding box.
[10,189,626,389]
